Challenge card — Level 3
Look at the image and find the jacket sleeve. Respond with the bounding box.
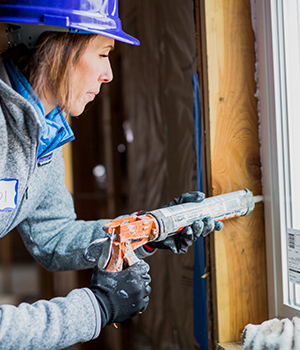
[0,288,101,350]
[17,149,111,271]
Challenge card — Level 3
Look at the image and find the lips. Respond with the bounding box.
[88,89,100,98]
[87,92,97,100]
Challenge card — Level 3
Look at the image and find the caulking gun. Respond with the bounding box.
[84,188,263,272]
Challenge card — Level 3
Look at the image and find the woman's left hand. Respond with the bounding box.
[143,191,223,254]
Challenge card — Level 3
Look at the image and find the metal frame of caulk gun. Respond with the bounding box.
[84,188,259,272]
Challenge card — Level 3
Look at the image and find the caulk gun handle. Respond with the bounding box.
[84,213,160,272]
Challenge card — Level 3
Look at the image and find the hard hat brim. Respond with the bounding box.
[71,25,140,46]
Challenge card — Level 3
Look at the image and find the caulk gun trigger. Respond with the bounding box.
[84,237,110,263]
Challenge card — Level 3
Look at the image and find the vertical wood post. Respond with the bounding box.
[201,0,268,343]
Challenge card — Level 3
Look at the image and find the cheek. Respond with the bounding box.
[70,58,101,102]
[71,78,87,101]
[75,69,97,96]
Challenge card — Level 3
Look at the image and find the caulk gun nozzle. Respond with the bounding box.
[253,195,264,204]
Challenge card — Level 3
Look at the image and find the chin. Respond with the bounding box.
[68,106,85,116]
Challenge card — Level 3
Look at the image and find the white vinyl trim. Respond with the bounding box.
[255,0,300,318]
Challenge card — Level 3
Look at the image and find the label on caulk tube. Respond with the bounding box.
[150,189,254,240]
[156,203,212,232]
[287,228,300,285]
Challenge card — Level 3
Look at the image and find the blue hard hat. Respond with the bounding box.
[0,0,140,46]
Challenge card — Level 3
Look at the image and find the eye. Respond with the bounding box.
[100,54,109,59]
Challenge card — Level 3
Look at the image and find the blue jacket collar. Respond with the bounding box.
[5,60,75,160]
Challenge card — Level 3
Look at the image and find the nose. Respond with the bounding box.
[99,59,113,83]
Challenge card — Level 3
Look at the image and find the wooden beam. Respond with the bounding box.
[62,122,74,195]
[203,0,268,342]
[217,342,243,350]
[0,234,12,293]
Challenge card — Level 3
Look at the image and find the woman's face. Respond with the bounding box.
[67,35,114,116]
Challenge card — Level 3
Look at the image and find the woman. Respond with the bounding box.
[0,24,153,350]
[0,0,221,348]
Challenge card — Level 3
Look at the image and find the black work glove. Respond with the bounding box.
[89,260,151,328]
[144,191,223,254]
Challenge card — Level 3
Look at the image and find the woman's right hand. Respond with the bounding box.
[89,260,151,328]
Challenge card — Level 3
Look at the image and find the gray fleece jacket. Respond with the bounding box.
[0,65,106,348]
[0,59,153,349]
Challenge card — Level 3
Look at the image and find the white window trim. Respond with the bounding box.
[255,0,300,319]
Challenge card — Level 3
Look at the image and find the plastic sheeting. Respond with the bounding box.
[119,1,201,349]
[192,72,208,350]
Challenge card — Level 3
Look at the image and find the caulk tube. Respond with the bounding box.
[149,189,255,241]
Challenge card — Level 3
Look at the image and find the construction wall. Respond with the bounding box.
[119,1,200,349]
[119,0,268,347]
[118,0,268,347]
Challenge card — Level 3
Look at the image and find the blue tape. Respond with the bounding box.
[192,72,208,350]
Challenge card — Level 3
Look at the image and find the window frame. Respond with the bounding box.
[255,0,300,318]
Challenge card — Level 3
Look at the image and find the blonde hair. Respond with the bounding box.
[4,32,97,112]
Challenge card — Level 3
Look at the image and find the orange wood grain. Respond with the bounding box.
[217,342,243,350]
[62,117,73,194]
[204,0,268,342]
